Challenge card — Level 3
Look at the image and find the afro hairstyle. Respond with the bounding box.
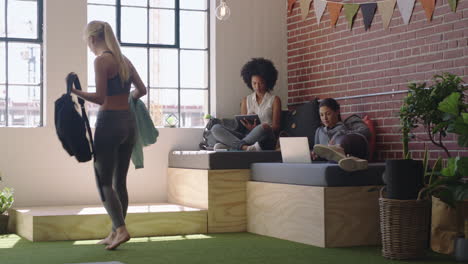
[240,58,278,91]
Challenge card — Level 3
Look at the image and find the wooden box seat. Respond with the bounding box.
[247,162,385,248]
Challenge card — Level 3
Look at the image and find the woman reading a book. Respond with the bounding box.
[211,58,281,151]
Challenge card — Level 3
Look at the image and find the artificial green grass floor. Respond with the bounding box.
[0,232,457,264]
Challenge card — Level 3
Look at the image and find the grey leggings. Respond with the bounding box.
[211,123,276,150]
[94,110,136,231]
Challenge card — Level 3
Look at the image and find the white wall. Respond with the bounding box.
[212,0,288,118]
[0,0,287,207]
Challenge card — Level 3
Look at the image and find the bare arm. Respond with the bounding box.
[271,96,281,133]
[128,59,147,100]
[71,57,107,105]
[240,97,247,115]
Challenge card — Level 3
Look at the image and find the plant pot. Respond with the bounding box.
[0,214,8,234]
[379,188,431,260]
[431,196,461,254]
[454,237,468,262]
[383,159,423,200]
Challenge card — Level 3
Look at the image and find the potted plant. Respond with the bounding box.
[398,72,468,255]
[0,175,14,234]
[381,81,427,200]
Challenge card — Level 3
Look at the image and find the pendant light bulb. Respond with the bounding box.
[215,0,231,21]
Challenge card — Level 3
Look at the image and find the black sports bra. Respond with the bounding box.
[107,74,131,96]
[103,51,131,96]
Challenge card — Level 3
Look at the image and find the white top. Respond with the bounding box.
[246,92,276,125]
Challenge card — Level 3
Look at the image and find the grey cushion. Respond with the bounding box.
[169,150,282,170]
[251,162,385,187]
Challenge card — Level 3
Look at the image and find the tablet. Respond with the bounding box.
[235,114,260,126]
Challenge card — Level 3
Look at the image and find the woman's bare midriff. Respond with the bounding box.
[99,94,130,111]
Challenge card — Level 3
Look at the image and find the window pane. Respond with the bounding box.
[149,88,178,127]
[180,89,207,127]
[0,0,5,37]
[150,0,175,8]
[7,0,37,39]
[8,85,40,127]
[0,85,5,126]
[181,11,207,49]
[88,0,115,4]
[149,9,175,45]
[149,48,177,88]
[87,50,95,87]
[0,42,5,83]
[121,47,148,85]
[88,4,116,30]
[85,86,99,126]
[8,43,41,85]
[180,0,207,10]
[180,50,207,88]
[122,0,146,7]
[121,7,147,43]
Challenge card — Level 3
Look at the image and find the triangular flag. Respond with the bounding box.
[314,0,327,24]
[344,4,360,30]
[299,0,312,21]
[361,3,377,31]
[420,0,435,21]
[397,0,415,25]
[328,2,343,28]
[378,0,397,29]
[288,0,297,14]
[448,0,458,12]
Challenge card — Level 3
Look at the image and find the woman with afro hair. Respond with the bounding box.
[211,58,281,151]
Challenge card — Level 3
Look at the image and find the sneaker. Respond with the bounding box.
[313,144,346,162]
[338,157,368,172]
[246,142,262,151]
[214,143,229,151]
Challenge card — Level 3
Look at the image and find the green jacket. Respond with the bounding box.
[129,96,159,169]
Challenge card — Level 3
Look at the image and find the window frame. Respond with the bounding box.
[0,0,44,127]
[88,0,210,128]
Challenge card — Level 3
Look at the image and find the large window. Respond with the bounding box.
[87,0,209,127]
[0,0,43,127]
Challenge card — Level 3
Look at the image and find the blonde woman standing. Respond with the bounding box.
[71,20,147,250]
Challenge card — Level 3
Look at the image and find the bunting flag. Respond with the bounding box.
[397,0,415,25]
[378,0,397,29]
[288,0,297,14]
[420,0,435,21]
[314,0,327,24]
[328,2,343,28]
[299,0,313,20]
[361,3,377,31]
[344,4,360,30]
[448,0,458,12]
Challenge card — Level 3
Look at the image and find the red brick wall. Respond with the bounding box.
[287,0,468,161]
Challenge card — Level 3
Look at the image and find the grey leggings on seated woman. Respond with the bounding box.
[211,123,276,150]
[94,110,136,231]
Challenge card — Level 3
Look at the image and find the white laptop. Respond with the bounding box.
[279,137,312,163]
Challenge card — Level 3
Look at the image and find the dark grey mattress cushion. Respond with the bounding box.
[169,150,282,170]
[251,162,385,187]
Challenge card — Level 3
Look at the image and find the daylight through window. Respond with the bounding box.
[87,0,209,127]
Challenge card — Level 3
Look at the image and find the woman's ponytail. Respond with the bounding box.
[102,22,130,83]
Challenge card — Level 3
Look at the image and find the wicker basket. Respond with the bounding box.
[379,187,431,260]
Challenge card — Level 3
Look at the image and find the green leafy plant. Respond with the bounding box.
[0,187,14,215]
[0,175,14,215]
[403,73,468,208]
[400,73,467,158]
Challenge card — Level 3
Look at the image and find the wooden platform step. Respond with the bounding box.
[8,203,207,242]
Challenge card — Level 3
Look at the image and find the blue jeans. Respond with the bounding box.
[211,123,276,150]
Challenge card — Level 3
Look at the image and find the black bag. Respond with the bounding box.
[54,73,94,162]
[199,118,238,150]
[55,73,105,202]
[282,99,321,149]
